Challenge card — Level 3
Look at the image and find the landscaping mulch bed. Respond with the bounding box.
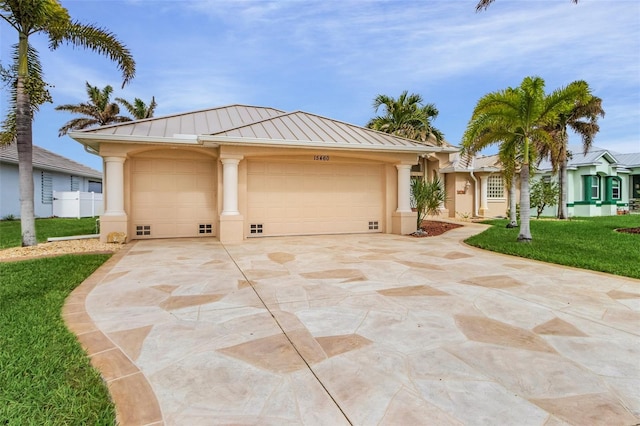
[0,239,123,262]
[616,227,640,235]
[412,220,464,237]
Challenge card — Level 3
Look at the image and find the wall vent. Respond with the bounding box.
[250,224,263,234]
[199,224,213,234]
[368,221,379,230]
[136,225,151,236]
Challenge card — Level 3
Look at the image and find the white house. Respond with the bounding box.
[0,143,102,219]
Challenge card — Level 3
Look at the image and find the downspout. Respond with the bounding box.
[468,157,479,217]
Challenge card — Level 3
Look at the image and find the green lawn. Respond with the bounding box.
[465,215,640,279]
[0,254,116,424]
[0,217,98,249]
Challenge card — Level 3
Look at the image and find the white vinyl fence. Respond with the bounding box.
[53,191,104,218]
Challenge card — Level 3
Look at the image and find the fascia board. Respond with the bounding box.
[69,132,203,146]
[198,135,441,154]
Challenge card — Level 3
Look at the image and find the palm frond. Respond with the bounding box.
[52,21,135,87]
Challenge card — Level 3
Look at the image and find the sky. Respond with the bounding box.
[1,0,639,171]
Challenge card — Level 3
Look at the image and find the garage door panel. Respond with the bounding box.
[132,156,216,239]
[248,160,383,237]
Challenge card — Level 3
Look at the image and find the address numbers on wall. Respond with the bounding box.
[314,155,330,161]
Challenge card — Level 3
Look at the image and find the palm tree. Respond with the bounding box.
[116,95,157,119]
[462,76,581,242]
[56,82,133,135]
[476,0,578,12]
[538,81,604,219]
[366,91,444,145]
[0,0,135,246]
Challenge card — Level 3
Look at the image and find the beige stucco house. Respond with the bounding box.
[70,105,458,244]
[440,153,511,219]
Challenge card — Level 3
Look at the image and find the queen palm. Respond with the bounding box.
[116,95,156,120]
[366,91,444,145]
[0,0,135,246]
[538,81,604,219]
[462,76,581,242]
[56,82,132,135]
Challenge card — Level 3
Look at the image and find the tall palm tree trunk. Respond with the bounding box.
[16,34,37,246]
[16,77,36,246]
[558,156,569,219]
[507,176,518,228]
[518,160,532,241]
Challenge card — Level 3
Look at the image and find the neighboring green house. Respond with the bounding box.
[535,146,640,217]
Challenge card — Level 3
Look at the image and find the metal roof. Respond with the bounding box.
[0,143,102,178]
[70,104,453,154]
[537,145,624,171]
[440,152,500,173]
[614,152,640,168]
[75,104,285,138]
[209,111,442,150]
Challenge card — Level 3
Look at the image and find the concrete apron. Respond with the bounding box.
[64,224,640,425]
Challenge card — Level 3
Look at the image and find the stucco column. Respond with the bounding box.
[103,156,125,216]
[221,157,241,215]
[479,175,489,217]
[396,164,412,213]
[219,155,244,244]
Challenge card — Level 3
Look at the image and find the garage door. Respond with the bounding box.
[247,160,383,236]
[131,155,216,239]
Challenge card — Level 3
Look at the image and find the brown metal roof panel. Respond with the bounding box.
[220,107,243,133]
[134,120,156,137]
[264,119,294,140]
[301,114,344,143]
[280,114,316,141]
[179,113,196,135]
[164,116,182,136]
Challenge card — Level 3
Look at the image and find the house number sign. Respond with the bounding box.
[314,155,330,161]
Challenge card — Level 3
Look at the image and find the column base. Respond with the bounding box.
[99,214,128,243]
[392,211,418,235]
[479,207,489,218]
[219,215,244,244]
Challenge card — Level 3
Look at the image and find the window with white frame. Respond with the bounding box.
[487,175,504,198]
[589,175,600,200]
[611,178,621,200]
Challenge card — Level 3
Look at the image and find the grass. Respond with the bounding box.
[465,215,640,279]
[0,217,98,249]
[0,254,116,424]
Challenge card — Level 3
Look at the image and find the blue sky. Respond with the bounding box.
[1,0,639,171]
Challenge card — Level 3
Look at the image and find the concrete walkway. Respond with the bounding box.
[64,223,640,425]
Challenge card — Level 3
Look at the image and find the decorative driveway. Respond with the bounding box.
[64,223,640,425]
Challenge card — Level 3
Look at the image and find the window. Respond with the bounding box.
[611,178,621,200]
[41,172,52,204]
[589,176,600,200]
[487,175,504,199]
[70,175,80,191]
[88,180,102,193]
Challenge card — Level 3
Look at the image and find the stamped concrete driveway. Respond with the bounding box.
[65,223,640,425]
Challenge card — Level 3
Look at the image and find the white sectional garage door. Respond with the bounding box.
[131,155,216,239]
[247,160,383,236]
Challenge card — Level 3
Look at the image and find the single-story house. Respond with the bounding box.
[69,105,458,243]
[439,152,508,219]
[0,143,102,219]
[535,146,640,216]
